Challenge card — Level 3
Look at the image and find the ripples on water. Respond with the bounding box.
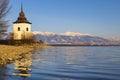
[0,46,120,80]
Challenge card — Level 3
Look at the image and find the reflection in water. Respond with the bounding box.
[0,66,9,80]
[1,47,120,80]
[32,47,86,66]
[30,47,120,80]
[13,53,32,79]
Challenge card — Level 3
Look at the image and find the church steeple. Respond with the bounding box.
[21,3,23,12]
[14,4,31,24]
[13,4,32,40]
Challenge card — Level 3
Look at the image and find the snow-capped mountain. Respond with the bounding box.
[0,32,12,40]
[0,31,119,45]
[33,32,112,44]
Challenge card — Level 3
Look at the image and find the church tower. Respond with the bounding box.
[13,4,32,40]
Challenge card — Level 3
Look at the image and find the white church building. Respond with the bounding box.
[13,5,32,40]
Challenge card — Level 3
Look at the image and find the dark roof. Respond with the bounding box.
[13,5,31,24]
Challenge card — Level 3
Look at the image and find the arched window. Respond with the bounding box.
[18,27,20,31]
[26,28,29,31]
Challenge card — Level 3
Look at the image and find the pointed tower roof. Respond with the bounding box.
[14,4,31,24]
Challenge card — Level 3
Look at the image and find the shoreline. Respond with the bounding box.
[0,44,48,67]
[0,43,119,67]
[48,44,120,46]
[0,45,33,67]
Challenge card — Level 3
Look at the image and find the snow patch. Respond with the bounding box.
[61,32,91,36]
[33,32,56,36]
[33,31,91,36]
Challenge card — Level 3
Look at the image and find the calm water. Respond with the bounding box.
[0,46,120,80]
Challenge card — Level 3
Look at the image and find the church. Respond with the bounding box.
[13,5,32,40]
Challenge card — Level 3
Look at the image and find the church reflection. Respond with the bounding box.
[13,53,32,79]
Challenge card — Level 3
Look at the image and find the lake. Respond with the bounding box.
[0,46,120,80]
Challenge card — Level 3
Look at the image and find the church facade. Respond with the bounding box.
[13,5,32,40]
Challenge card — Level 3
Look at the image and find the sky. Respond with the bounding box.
[8,0,120,38]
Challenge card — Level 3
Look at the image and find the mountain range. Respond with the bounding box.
[0,32,119,45]
[33,32,120,45]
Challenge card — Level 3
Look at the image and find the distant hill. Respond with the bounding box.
[0,32,119,45]
[33,32,120,45]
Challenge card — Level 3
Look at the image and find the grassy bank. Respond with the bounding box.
[0,43,48,67]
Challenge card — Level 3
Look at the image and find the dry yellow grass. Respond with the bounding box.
[0,45,33,66]
[0,45,33,54]
[0,43,49,66]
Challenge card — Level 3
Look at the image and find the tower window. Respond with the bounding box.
[18,27,20,31]
[26,28,29,31]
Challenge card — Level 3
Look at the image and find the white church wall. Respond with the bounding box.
[13,23,31,40]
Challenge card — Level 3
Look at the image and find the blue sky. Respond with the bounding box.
[8,0,120,37]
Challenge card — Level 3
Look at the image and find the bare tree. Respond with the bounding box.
[21,32,36,44]
[0,0,10,33]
